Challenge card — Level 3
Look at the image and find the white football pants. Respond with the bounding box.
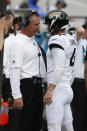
[48,123,74,131]
[46,84,74,131]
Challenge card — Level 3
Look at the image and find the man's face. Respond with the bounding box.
[9,14,14,29]
[57,3,64,10]
[26,15,40,37]
[6,14,14,31]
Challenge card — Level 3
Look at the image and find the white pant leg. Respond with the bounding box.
[46,84,73,127]
[62,104,73,125]
[46,94,64,123]
[48,123,61,131]
[61,123,74,131]
[47,123,74,131]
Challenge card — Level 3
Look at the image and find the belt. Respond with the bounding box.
[75,78,85,82]
[21,76,42,85]
[33,76,42,85]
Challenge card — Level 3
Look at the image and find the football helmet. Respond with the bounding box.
[45,10,69,33]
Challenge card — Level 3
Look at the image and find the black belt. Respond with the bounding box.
[33,76,42,85]
[21,76,42,85]
[75,78,85,82]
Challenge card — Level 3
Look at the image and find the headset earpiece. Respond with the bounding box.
[22,10,38,27]
[22,17,29,27]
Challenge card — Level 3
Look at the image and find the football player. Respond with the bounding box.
[44,10,76,131]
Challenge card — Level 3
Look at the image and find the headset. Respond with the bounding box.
[22,9,39,27]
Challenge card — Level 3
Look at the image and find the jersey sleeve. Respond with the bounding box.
[47,47,65,85]
[48,35,64,51]
[47,35,65,85]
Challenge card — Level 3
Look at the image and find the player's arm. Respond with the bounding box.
[44,44,65,104]
[49,44,65,86]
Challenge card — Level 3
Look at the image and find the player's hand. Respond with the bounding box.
[44,87,53,105]
[14,97,23,110]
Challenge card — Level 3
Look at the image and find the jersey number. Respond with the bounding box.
[70,48,76,66]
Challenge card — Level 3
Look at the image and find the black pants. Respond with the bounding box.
[84,94,87,131]
[71,78,86,131]
[2,75,12,102]
[1,75,18,131]
[15,77,44,131]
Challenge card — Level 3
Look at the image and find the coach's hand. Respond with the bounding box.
[7,98,14,109]
[14,97,23,110]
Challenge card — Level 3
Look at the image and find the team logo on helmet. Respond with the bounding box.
[49,11,61,18]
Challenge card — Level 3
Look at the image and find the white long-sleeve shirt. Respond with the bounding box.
[10,33,46,99]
